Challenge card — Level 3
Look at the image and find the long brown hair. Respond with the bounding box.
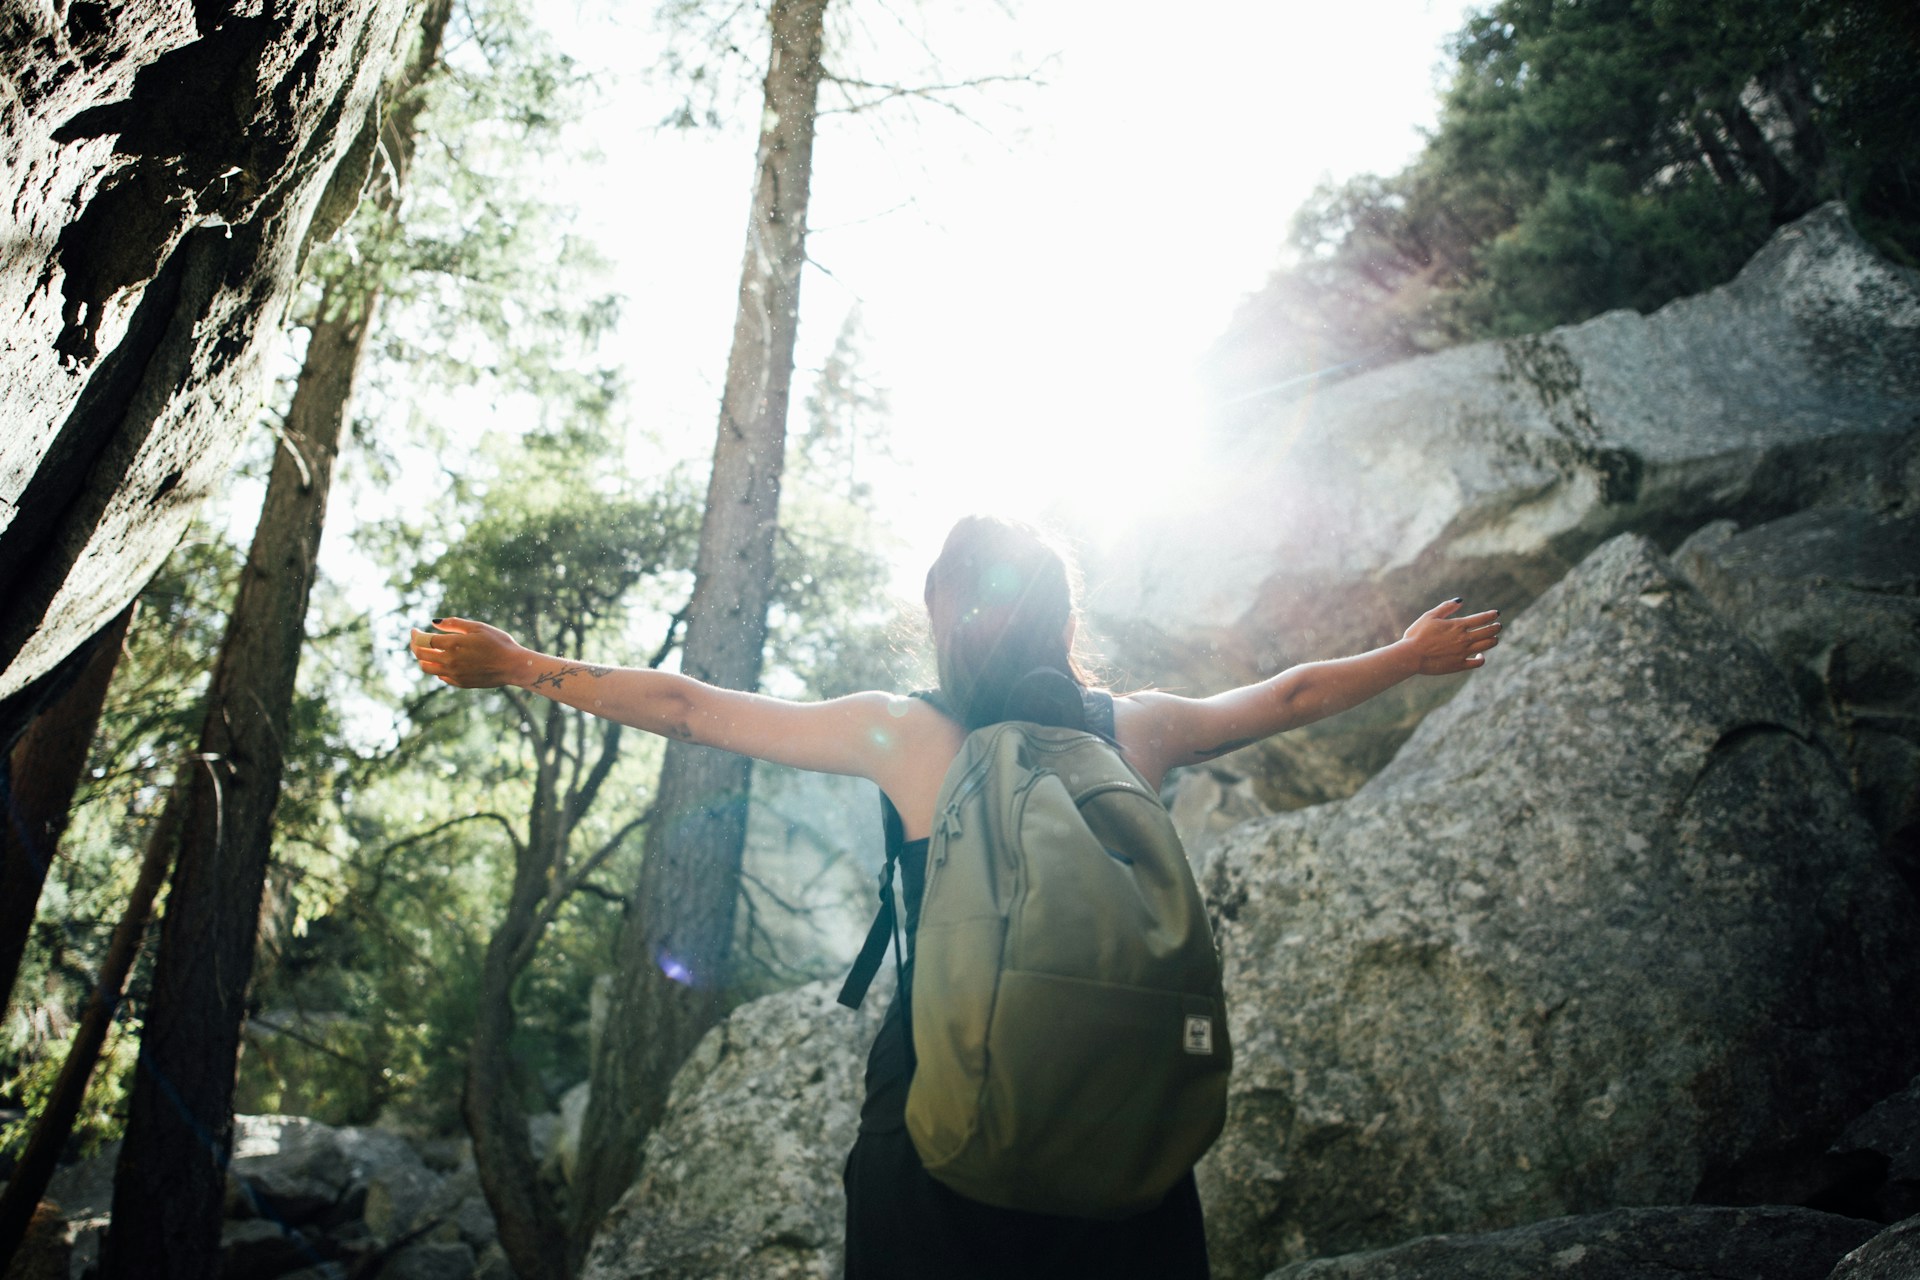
[924,516,1097,731]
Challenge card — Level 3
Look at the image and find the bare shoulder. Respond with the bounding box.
[1110,690,1199,792]
[862,692,967,838]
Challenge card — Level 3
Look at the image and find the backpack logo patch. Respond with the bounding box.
[1184,1015,1214,1056]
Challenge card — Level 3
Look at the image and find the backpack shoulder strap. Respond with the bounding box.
[837,691,948,1010]
[837,791,906,1010]
[1081,686,1117,743]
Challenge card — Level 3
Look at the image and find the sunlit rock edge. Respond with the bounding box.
[1085,201,1920,814]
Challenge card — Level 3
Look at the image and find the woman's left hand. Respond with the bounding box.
[1401,599,1502,674]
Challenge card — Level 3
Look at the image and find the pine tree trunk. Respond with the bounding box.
[465,705,572,1280]
[570,0,830,1245]
[96,278,372,1280]
[0,777,183,1270]
[0,606,131,1015]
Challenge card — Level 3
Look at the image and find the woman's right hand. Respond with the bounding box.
[409,617,531,689]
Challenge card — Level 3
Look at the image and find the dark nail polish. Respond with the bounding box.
[1449,597,1463,603]
[432,617,443,623]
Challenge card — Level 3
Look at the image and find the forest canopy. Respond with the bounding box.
[1203,0,1920,413]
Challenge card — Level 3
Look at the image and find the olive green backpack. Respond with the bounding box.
[839,690,1232,1219]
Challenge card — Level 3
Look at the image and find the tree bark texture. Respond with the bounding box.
[96,268,374,1280]
[0,778,183,1271]
[571,0,831,1244]
[0,0,411,737]
[0,606,131,1016]
[465,701,575,1280]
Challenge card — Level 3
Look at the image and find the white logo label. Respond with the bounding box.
[1184,1015,1213,1056]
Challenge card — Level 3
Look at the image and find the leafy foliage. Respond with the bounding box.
[1206,0,1920,414]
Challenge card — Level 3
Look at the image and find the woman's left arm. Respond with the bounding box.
[409,617,911,780]
[1117,599,1501,781]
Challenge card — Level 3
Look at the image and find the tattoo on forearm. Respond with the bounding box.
[1194,735,1259,760]
[531,663,612,691]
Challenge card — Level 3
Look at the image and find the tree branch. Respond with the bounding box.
[738,868,825,918]
[818,70,1040,119]
[565,718,625,830]
[508,809,652,973]
[377,810,527,869]
[648,606,690,671]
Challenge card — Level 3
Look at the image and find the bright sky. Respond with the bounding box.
[533,0,1471,585]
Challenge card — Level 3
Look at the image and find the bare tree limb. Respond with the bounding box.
[738,867,825,918]
[508,809,653,974]
[818,70,1040,119]
[565,718,625,830]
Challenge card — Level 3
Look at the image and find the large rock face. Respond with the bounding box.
[737,766,883,993]
[579,981,885,1280]
[0,0,411,737]
[1196,534,1920,1278]
[1090,204,1920,811]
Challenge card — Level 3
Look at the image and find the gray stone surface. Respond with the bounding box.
[1675,509,1920,870]
[44,1139,117,1278]
[1091,204,1920,812]
[228,1114,355,1225]
[1168,763,1274,883]
[1262,1205,1879,1280]
[1826,1214,1920,1280]
[218,1216,327,1280]
[1197,535,1920,1278]
[381,1239,478,1280]
[578,979,888,1280]
[225,1114,439,1243]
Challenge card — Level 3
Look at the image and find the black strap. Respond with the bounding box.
[837,791,907,1010]
[1082,686,1116,742]
[838,693,951,1010]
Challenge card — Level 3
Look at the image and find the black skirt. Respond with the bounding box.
[842,997,1211,1280]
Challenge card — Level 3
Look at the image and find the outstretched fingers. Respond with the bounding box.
[409,626,462,685]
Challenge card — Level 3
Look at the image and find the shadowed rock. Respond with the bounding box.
[1826,1214,1920,1280]
[1674,509,1920,884]
[1262,1205,1878,1280]
[0,0,409,740]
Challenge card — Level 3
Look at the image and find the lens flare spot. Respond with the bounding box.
[657,951,695,986]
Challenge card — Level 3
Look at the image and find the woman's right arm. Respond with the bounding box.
[1117,599,1501,785]
[409,617,920,782]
